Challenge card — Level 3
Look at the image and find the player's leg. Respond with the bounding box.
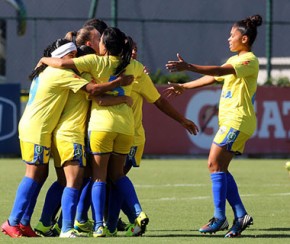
[224,131,253,237]
[74,139,94,233]
[60,160,85,237]
[121,145,144,226]
[89,131,113,237]
[2,141,49,238]
[34,168,65,236]
[56,141,86,238]
[107,134,149,237]
[199,126,237,234]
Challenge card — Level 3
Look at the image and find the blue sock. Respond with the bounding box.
[61,187,79,232]
[115,176,142,218]
[76,178,92,223]
[91,182,106,230]
[40,181,64,226]
[226,172,246,218]
[121,200,135,224]
[106,183,123,233]
[20,182,43,226]
[211,172,227,220]
[8,176,38,226]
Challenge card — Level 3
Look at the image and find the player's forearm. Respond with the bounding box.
[187,63,235,76]
[93,95,128,106]
[154,96,186,124]
[182,75,216,89]
[84,81,119,96]
[39,57,76,69]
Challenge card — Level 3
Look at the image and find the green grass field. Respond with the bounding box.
[0,158,289,243]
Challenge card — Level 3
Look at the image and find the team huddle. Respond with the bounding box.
[1,14,262,239]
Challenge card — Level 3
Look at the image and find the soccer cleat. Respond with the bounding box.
[59,229,86,238]
[52,223,61,236]
[105,227,117,237]
[225,214,253,238]
[74,219,93,233]
[92,225,106,237]
[135,211,149,235]
[19,223,39,237]
[125,223,142,237]
[199,217,229,234]
[1,220,23,238]
[117,217,127,231]
[34,221,58,237]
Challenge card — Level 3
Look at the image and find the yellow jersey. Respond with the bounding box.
[52,72,92,145]
[131,74,160,145]
[73,55,146,136]
[19,67,89,146]
[215,52,258,136]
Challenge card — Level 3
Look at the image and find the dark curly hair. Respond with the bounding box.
[29,39,71,81]
[233,14,263,46]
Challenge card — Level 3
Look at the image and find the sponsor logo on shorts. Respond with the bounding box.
[74,145,83,159]
[227,131,237,142]
[35,145,44,155]
[128,146,137,159]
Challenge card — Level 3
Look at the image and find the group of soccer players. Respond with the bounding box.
[1,18,198,238]
[2,13,262,238]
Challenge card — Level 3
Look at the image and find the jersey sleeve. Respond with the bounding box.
[138,73,161,103]
[57,69,89,93]
[73,54,97,74]
[232,55,258,78]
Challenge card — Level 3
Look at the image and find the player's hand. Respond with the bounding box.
[181,119,199,135]
[166,53,188,72]
[124,96,133,107]
[118,72,134,86]
[35,58,43,69]
[143,66,150,74]
[163,82,185,98]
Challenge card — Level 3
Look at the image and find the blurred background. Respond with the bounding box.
[1,0,290,88]
[0,0,289,157]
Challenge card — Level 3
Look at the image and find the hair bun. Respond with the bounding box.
[250,14,263,27]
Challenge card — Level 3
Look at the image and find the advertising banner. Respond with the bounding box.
[143,86,290,156]
[0,84,20,155]
[0,19,6,83]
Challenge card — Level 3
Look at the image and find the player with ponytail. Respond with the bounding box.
[165,14,263,238]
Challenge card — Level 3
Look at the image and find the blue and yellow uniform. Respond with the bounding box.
[73,54,146,154]
[52,89,90,168]
[213,52,258,154]
[126,74,161,167]
[19,67,89,164]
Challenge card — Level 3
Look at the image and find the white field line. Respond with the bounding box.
[142,192,290,202]
[134,184,206,188]
[134,184,290,201]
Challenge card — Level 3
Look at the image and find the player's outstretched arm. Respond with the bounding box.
[164,75,216,98]
[166,53,235,76]
[154,96,199,135]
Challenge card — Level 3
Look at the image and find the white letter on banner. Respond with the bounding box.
[185,90,220,150]
[282,101,290,138]
[259,101,286,138]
